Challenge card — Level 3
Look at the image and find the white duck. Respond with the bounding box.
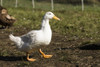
[9,12,60,62]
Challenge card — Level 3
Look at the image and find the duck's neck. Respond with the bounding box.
[41,19,51,31]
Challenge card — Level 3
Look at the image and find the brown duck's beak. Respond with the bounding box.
[53,16,60,21]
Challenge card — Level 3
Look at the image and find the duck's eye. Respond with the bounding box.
[48,13,51,15]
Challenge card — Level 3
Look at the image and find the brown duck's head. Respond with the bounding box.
[1,9,8,14]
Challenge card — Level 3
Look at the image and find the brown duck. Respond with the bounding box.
[0,6,16,29]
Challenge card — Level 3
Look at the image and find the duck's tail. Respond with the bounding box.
[9,34,21,44]
[9,34,15,41]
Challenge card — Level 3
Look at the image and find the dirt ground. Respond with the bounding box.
[0,28,100,67]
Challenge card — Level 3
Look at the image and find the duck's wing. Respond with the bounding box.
[21,31,36,44]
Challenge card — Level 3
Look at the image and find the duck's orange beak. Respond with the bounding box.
[53,16,60,21]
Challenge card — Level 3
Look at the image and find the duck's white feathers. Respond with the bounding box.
[9,27,52,52]
[9,12,57,52]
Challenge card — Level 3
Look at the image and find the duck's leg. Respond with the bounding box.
[39,49,53,58]
[26,53,36,62]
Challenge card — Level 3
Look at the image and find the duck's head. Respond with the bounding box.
[44,12,60,21]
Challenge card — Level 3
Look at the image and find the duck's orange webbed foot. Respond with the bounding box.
[26,53,36,62]
[39,49,53,58]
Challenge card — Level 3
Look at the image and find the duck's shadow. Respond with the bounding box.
[79,44,100,50]
[0,56,27,61]
[55,44,100,50]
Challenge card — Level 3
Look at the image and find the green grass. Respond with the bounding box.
[2,0,100,11]
[0,1,100,66]
[1,0,100,42]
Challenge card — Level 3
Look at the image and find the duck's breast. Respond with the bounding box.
[34,30,52,46]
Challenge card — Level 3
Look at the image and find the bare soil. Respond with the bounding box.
[0,28,100,67]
